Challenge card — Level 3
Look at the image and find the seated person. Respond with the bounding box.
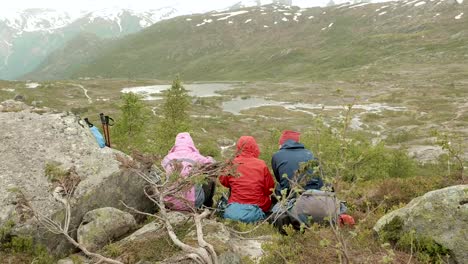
[271,130,323,198]
[162,132,215,211]
[219,136,275,223]
[270,131,353,232]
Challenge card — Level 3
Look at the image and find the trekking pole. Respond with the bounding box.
[104,115,113,148]
[99,113,109,147]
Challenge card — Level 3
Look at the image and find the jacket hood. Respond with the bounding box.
[279,130,301,145]
[280,139,305,150]
[169,132,199,153]
[236,136,260,158]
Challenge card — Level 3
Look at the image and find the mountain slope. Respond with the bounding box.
[26,1,468,81]
[21,33,107,81]
[0,7,180,80]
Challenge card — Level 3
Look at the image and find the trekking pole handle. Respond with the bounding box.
[99,113,106,124]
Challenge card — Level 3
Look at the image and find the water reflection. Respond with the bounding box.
[121,83,236,100]
[222,97,406,115]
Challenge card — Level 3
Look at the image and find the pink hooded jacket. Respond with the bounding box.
[162,132,214,211]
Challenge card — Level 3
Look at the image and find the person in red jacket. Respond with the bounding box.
[219,136,275,223]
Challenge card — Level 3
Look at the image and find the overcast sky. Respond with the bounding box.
[3,0,331,13]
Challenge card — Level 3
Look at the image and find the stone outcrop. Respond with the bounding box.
[77,207,137,252]
[0,102,155,254]
[374,185,468,263]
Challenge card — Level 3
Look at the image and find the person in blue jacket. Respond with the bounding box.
[271,130,323,198]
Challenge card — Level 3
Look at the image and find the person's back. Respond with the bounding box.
[269,131,354,233]
[219,136,275,222]
[162,132,215,211]
[272,131,323,197]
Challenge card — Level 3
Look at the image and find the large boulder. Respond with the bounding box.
[0,103,155,254]
[374,185,468,263]
[77,207,137,251]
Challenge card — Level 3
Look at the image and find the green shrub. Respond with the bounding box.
[379,217,451,263]
[301,119,417,182]
[0,220,15,244]
[103,243,122,258]
[112,92,151,153]
[0,235,55,264]
[44,162,67,182]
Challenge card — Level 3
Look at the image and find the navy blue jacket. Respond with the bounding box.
[271,140,323,196]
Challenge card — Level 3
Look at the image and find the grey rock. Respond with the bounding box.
[14,94,25,102]
[185,218,268,263]
[218,252,241,264]
[56,258,74,264]
[374,185,468,264]
[0,104,156,254]
[135,261,153,264]
[217,138,235,147]
[0,99,28,112]
[77,207,137,252]
[118,211,189,245]
[57,254,91,264]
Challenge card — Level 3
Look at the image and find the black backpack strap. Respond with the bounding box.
[84,118,93,128]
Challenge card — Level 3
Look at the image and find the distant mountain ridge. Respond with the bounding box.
[0,7,181,80]
[0,0,387,80]
[23,0,467,81]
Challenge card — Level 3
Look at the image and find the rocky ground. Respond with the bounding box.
[0,100,154,253]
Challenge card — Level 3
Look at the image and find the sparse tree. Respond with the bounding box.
[156,77,191,152]
[161,77,191,132]
[113,92,150,152]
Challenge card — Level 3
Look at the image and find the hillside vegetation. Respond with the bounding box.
[25,1,468,81]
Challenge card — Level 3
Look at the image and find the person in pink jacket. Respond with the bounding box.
[162,132,215,211]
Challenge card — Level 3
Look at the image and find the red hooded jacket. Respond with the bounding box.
[219,136,275,212]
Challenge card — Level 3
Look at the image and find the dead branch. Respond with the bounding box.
[194,210,218,264]
[117,152,228,264]
[17,167,123,264]
[20,190,123,264]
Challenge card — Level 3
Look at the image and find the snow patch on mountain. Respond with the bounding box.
[212,10,249,21]
[455,12,464,19]
[196,19,213,27]
[234,0,275,9]
[3,40,12,47]
[87,8,124,23]
[349,3,371,8]
[0,7,181,35]
[0,9,78,33]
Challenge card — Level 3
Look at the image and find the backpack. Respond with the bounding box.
[80,118,106,148]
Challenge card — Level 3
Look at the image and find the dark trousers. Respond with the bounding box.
[201,180,216,208]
